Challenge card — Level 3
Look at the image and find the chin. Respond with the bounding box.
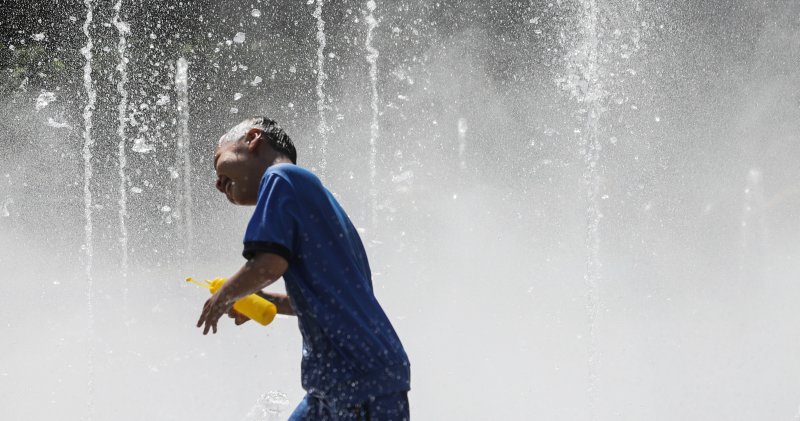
[232,195,257,206]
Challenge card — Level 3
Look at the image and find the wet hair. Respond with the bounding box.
[219,117,297,164]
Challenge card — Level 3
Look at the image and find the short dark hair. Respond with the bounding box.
[219,117,297,164]
[250,117,297,164]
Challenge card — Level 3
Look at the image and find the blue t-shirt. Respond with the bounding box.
[243,163,410,404]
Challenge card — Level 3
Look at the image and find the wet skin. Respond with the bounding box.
[195,127,295,335]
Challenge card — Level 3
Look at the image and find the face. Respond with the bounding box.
[213,136,262,206]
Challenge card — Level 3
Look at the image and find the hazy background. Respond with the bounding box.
[1,0,799,420]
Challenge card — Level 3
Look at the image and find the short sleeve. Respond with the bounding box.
[242,173,298,261]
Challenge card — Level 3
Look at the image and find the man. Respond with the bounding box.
[196,117,410,420]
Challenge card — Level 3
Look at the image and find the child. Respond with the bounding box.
[196,117,410,420]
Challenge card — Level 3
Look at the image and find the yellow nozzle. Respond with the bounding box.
[186,277,226,293]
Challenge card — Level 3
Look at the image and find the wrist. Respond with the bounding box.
[216,282,242,307]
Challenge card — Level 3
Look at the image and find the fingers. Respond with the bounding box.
[202,308,221,335]
[228,308,250,325]
[197,298,227,335]
[203,317,217,335]
[197,300,210,328]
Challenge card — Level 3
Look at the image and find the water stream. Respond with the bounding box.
[112,0,130,283]
[79,0,96,417]
[175,57,192,256]
[365,0,380,229]
[313,0,329,178]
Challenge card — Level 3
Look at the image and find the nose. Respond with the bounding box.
[216,176,227,193]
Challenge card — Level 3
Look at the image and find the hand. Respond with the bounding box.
[228,308,251,325]
[196,291,233,335]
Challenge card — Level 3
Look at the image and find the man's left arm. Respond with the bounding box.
[196,252,288,335]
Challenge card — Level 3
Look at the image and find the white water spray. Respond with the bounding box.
[175,57,193,255]
[113,0,130,281]
[558,0,606,415]
[312,0,329,177]
[80,0,96,418]
[365,0,380,228]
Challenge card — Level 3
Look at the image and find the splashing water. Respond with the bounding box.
[80,0,96,417]
[113,0,130,282]
[242,391,290,421]
[175,57,193,257]
[312,0,329,177]
[365,0,379,229]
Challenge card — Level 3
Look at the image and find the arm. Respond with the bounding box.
[255,291,295,316]
[196,252,288,334]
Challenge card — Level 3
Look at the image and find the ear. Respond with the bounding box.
[245,128,263,153]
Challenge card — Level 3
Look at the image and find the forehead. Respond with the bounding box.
[218,120,253,146]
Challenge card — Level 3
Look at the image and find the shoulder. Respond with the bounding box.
[264,163,321,187]
[260,164,326,202]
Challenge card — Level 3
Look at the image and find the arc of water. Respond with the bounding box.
[365,0,380,229]
[80,0,96,418]
[581,0,603,416]
[175,57,192,256]
[313,0,329,178]
[113,0,130,282]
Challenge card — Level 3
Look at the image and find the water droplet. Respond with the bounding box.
[233,32,246,44]
[251,9,261,17]
[35,91,56,111]
[46,118,71,130]
[1,197,12,217]
[131,138,155,154]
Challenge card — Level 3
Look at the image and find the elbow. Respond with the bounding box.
[246,252,289,287]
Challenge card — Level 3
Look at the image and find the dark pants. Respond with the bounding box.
[287,391,409,421]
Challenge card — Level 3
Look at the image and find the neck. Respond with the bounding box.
[269,155,292,167]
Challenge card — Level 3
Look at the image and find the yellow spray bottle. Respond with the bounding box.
[186,277,277,326]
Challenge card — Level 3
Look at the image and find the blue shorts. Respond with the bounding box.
[287,391,409,421]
